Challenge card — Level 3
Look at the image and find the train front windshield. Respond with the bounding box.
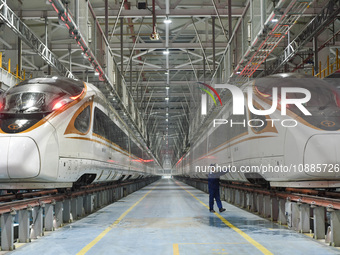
[254,76,340,130]
[2,89,67,114]
[0,77,84,133]
[255,77,340,111]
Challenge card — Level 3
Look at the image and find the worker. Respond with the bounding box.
[208,164,227,213]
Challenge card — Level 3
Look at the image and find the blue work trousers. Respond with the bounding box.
[209,188,222,210]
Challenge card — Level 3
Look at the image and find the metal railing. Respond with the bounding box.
[314,49,340,78]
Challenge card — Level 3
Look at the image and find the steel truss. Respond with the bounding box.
[237,0,313,78]
[0,0,73,78]
[261,0,340,76]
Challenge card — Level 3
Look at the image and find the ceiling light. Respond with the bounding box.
[165,72,169,75]
[271,18,278,22]
[166,119,168,122]
[163,50,170,55]
[166,86,170,90]
[165,97,169,101]
[166,113,169,116]
[94,72,99,76]
[236,71,241,74]
[164,18,172,24]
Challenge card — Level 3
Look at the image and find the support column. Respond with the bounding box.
[120,17,124,73]
[71,198,78,220]
[257,194,263,216]
[313,206,325,240]
[298,204,310,233]
[235,190,240,206]
[278,199,287,225]
[212,16,216,74]
[263,195,271,218]
[68,46,72,74]
[242,191,247,208]
[313,36,318,75]
[55,201,63,228]
[84,195,93,214]
[1,213,14,251]
[18,38,22,74]
[271,197,279,221]
[231,189,235,204]
[18,209,30,243]
[253,193,258,213]
[63,199,71,223]
[331,210,340,247]
[75,0,79,27]
[250,193,256,212]
[44,203,54,231]
[77,196,84,217]
[246,193,252,211]
[228,0,232,40]
[31,207,43,239]
[291,202,299,231]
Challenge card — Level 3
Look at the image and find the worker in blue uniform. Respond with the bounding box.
[208,164,227,213]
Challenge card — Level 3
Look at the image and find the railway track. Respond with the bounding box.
[188,178,340,209]
[0,178,156,215]
[177,176,340,246]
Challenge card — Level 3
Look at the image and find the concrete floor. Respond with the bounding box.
[8,179,340,255]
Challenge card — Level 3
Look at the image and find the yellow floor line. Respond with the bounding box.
[173,243,180,255]
[175,181,273,255]
[77,183,159,255]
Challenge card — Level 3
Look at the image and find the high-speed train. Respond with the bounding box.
[176,73,340,188]
[0,76,158,190]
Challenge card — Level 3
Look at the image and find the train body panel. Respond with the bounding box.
[177,73,340,188]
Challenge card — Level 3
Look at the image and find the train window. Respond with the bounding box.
[227,109,248,138]
[93,108,106,138]
[130,140,143,159]
[208,107,247,151]
[249,107,267,133]
[93,107,148,159]
[93,107,129,151]
[74,106,90,133]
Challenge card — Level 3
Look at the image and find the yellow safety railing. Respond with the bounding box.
[314,49,340,78]
[0,52,26,81]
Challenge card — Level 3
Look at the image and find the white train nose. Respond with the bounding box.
[0,137,40,179]
[304,134,340,177]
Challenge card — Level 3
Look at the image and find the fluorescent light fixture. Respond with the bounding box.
[272,18,278,22]
[165,72,169,75]
[166,119,168,122]
[165,97,169,101]
[94,72,99,76]
[236,71,241,74]
[166,86,170,89]
[164,18,172,24]
[163,50,170,55]
[166,113,169,116]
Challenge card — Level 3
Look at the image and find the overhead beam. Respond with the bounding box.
[109,42,228,50]
[18,7,324,20]
[19,8,245,19]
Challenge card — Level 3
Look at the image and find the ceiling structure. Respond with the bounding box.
[1,0,340,172]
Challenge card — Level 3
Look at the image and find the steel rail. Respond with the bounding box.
[0,177,158,215]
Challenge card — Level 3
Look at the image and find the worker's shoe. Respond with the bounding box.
[219,208,226,212]
[209,209,215,213]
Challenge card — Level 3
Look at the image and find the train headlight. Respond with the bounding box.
[52,98,72,111]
